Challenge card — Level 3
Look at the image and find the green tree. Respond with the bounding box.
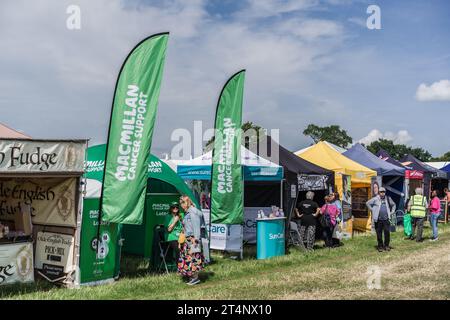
[302,124,352,148]
[431,151,450,161]
[204,121,263,151]
[366,138,432,162]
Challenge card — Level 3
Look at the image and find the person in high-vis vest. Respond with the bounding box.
[407,187,429,242]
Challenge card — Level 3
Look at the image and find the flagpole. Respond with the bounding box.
[96,32,169,255]
[210,69,246,224]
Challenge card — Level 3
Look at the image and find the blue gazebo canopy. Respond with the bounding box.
[344,143,405,176]
[401,154,448,179]
[441,163,450,179]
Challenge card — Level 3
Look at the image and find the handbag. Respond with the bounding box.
[178,231,186,244]
[320,205,332,228]
[178,218,186,244]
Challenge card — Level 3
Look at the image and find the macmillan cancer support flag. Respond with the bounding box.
[101,33,169,224]
[211,70,245,224]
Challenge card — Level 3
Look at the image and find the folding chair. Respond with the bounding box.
[288,221,302,247]
[154,225,170,274]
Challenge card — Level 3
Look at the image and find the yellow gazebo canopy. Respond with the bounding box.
[295,141,376,185]
[296,141,377,232]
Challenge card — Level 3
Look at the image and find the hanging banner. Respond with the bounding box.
[102,33,169,225]
[342,174,352,221]
[0,178,77,227]
[297,174,328,191]
[0,139,85,174]
[405,170,424,180]
[0,242,34,286]
[202,209,243,252]
[371,176,383,197]
[211,70,245,224]
[35,232,75,280]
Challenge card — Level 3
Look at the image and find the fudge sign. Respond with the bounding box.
[0,243,34,286]
[0,140,85,173]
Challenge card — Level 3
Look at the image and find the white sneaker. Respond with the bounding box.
[187,278,201,286]
[429,237,438,242]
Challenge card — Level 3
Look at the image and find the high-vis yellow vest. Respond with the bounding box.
[410,195,426,218]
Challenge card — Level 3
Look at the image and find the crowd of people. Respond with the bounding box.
[292,186,446,253]
[164,185,446,286]
[293,191,343,251]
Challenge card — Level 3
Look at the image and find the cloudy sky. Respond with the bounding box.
[1,0,449,158]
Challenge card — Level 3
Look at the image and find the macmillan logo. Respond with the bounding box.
[114,84,149,182]
[216,118,236,195]
[85,160,105,173]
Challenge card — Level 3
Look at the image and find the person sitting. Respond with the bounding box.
[167,201,183,264]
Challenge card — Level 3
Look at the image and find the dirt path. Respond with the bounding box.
[281,240,450,300]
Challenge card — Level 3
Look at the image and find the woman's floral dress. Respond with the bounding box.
[177,238,205,277]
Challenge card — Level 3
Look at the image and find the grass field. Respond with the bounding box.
[2,223,450,300]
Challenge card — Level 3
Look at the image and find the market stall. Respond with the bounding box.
[174,147,283,250]
[84,144,198,271]
[0,138,86,287]
[400,154,448,199]
[259,137,334,210]
[441,163,450,181]
[296,141,376,233]
[344,143,406,211]
[257,137,334,244]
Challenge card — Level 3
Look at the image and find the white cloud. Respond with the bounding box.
[415,79,450,101]
[1,0,445,157]
[277,19,343,41]
[359,129,412,145]
[347,17,366,28]
[238,0,318,18]
[0,0,348,157]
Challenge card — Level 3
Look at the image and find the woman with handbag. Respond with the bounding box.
[178,195,205,286]
[319,195,339,248]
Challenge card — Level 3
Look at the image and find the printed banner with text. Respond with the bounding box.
[0,177,77,227]
[211,70,245,224]
[0,140,85,173]
[101,33,169,224]
[0,242,34,286]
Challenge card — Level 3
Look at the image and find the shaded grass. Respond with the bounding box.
[2,223,450,300]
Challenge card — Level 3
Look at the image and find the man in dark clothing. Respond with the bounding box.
[294,191,320,251]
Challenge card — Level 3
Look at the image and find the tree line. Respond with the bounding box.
[205,122,449,162]
[303,124,448,162]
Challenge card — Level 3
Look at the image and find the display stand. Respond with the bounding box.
[256,217,286,259]
[0,138,87,288]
